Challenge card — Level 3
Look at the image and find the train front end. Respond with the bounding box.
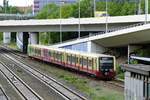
[99,57,116,79]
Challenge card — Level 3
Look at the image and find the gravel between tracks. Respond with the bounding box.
[0,54,67,100]
[1,47,124,100]
[0,72,22,100]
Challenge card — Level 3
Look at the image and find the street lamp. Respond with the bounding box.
[78,0,80,39]
[138,0,141,15]
[60,0,65,43]
[93,0,96,17]
[105,0,108,33]
[145,0,148,24]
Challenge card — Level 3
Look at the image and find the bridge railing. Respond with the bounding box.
[51,21,148,47]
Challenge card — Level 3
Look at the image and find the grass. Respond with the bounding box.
[35,62,124,100]
[59,74,124,100]
[7,42,18,50]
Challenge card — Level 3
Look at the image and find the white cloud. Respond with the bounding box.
[0,0,33,6]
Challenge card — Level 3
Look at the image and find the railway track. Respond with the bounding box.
[1,45,27,58]
[0,61,43,100]
[0,48,87,100]
[1,46,124,91]
[0,85,9,100]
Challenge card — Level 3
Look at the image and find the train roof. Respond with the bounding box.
[29,44,114,58]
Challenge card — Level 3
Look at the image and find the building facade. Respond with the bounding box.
[33,0,77,15]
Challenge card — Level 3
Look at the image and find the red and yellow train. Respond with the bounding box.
[28,44,116,79]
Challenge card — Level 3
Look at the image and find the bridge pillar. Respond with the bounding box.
[3,32,11,44]
[128,45,142,64]
[23,32,29,53]
[29,32,39,44]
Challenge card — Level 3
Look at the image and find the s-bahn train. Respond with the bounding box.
[28,45,116,79]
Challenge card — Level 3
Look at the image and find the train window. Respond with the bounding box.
[48,51,51,57]
[51,51,54,58]
[67,55,71,64]
[83,58,88,67]
[38,49,41,56]
[79,57,83,66]
[76,57,78,64]
[72,55,76,65]
[56,52,60,61]
[52,52,55,58]
[58,53,62,62]
[88,60,92,69]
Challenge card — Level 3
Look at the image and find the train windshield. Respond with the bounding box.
[99,57,113,70]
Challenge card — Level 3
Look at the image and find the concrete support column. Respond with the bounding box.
[3,32,11,44]
[16,32,23,50]
[23,32,29,53]
[128,45,142,64]
[29,32,39,44]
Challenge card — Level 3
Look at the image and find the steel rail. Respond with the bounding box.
[0,49,87,100]
[0,55,43,100]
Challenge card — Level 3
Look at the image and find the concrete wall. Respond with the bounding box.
[125,71,144,100]
[62,41,106,53]
[62,42,88,52]
[29,32,39,44]
[88,41,106,53]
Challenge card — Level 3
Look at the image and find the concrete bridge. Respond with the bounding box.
[1,14,150,60]
[0,14,149,32]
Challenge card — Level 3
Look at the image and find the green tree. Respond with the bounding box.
[36,0,150,44]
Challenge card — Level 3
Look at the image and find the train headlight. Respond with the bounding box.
[105,72,108,75]
[109,69,113,72]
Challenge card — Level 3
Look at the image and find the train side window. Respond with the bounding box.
[83,58,87,67]
[72,55,76,64]
[67,55,71,64]
[51,51,54,58]
[88,59,92,68]
[48,51,51,57]
[76,56,78,65]
[56,52,60,61]
[95,58,97,70]
[79,57,83,66]
[53,52,55,60]
[59,53,62,61]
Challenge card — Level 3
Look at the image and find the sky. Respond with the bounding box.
[0,0,33,6]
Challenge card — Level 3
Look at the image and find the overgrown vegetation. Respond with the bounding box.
[36,0,150,44]
[33,61,124,100]
[130,46,150,64]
